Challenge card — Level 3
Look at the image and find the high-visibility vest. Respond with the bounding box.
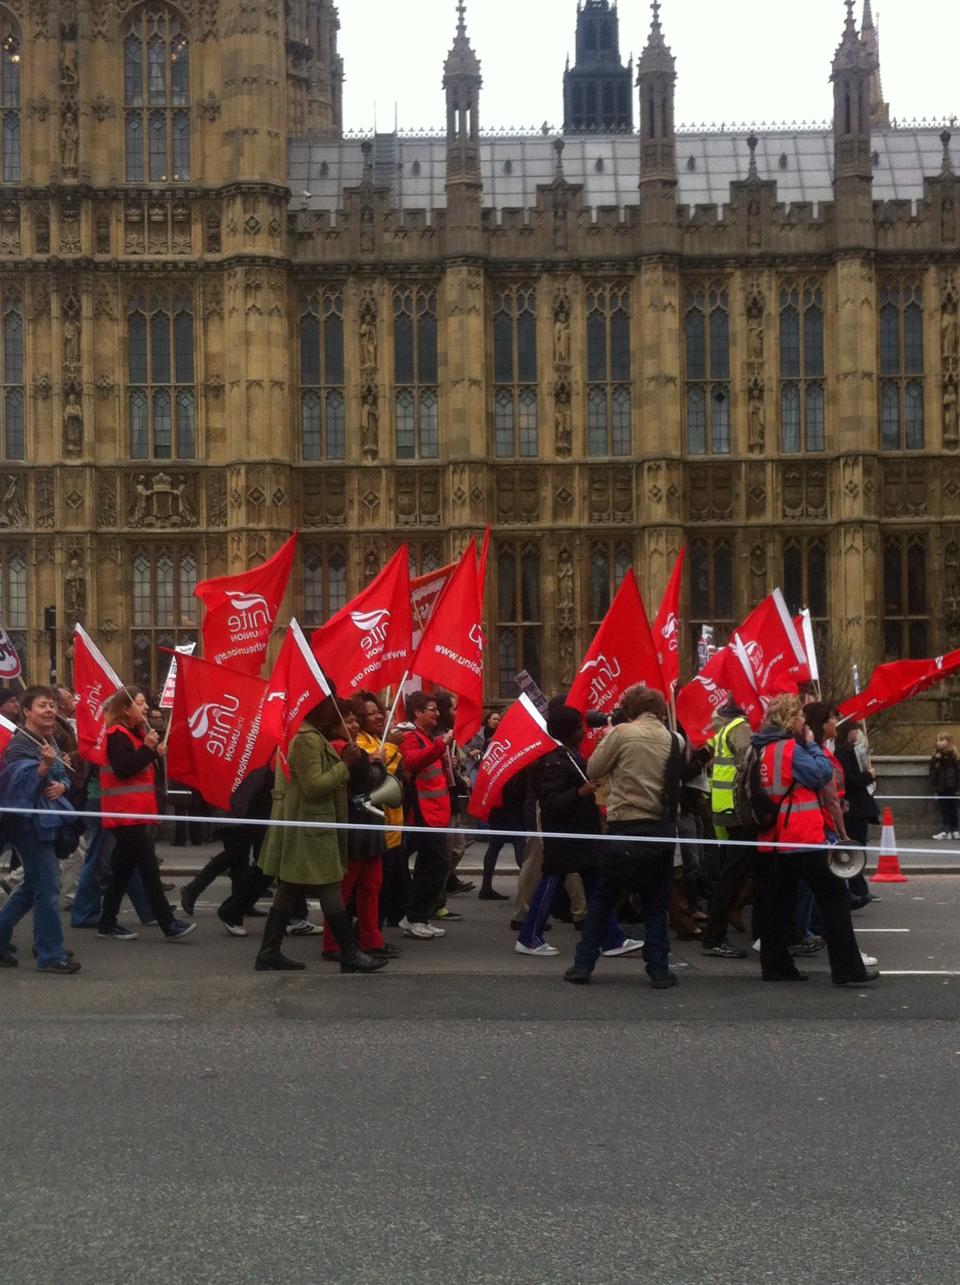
[758,736,825,853]
[403,729,452,828]
[709,717,748,818]
[820,745,846,831]
[100,725,157,829]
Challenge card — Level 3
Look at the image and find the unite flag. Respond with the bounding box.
[310,544,412,694]
[652,547,685,695]
[467,694,556,823]
[73,624,125,765]
[411,538,485,743]
[194,532,298,675]
[165,651,274,811]
[265,618,333,752]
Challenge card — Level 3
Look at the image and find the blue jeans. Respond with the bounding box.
[71,825,155,928]
[0,833,66,967]
[518,873,623,951]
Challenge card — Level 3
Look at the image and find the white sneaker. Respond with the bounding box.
[933,831,949,840]
[399,916,437,940]
[515,941,559,956]
[860,950,878,967]
[425,922,446,938]
[601,938,645,957]
[221,920,248,938]
[952,832,960,840]
[752,939,761,953]
[286,919,323,936]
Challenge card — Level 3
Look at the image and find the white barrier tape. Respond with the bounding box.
[1,804,958,860]
[874,795,960,802]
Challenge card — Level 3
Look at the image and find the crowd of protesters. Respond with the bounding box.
[0,675,922,989]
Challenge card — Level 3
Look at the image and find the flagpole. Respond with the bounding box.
[380,670,409,748]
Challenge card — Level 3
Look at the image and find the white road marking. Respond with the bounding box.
[855,928,910,933]
[880,970,960,976]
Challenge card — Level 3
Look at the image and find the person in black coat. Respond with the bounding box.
[514,705,642,960]
[834,721,880,910]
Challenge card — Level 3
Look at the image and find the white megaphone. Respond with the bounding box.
[827,844,867,880]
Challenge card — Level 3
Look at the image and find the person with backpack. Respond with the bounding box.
[751,694,877,986]
[702,702,755,960]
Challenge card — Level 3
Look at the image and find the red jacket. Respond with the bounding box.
[400,728,452,828]
[758,736,825,853]
[100,725,158,829]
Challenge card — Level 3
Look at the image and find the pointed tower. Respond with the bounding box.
[563,1,633,134]
[637,1,677,244]
[860,1,890,128]
[831,1,875,180]
[444,2,482,188]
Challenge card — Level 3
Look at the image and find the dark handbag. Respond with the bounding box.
[54,819,82,860]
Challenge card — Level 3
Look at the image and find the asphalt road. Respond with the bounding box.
[3,877,960,1285]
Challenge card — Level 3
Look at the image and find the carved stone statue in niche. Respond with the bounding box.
[64,554,85,618]
[944,376,959,452]
[359,205,375,253]
[556,546,575,626]
[555,399,572,457]
[746,286,765,361]
[359,304,377,369]
[0,474,26,528]
[554,296,571,366]
[943,300,959,363]
[0,203,19,255]
[60,107,79,172]
[747,376,766,455]
[59,43,78,88]
[63,318,80,368]
[63,388,83,455]
[360,387,379,459]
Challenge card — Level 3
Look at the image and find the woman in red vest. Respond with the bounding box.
[753,694,876,986]
[96,688,195,942]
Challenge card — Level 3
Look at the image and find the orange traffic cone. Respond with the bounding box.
[870,806,908,883]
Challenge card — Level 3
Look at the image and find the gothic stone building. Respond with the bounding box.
[0,0,958,743]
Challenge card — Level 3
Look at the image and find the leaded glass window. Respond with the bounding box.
[586,283,631,456]
[779,280,825,453]
[492,285,538,458]
[684,282,730,454]
[0,21,21,183]
[879,281,924,450]
[131,545,198,691]
[496,542,541,698]
[1,290,24,459]
[124,8,190,183]
[882,535,928,658]
[394,286,439,460]
[299,290,345,460]
[302,544,348,627]
[128,289,196,459]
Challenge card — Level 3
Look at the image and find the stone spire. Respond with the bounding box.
[860,0,890,128]
[444,2,483,243]
[637,0,677,245]
[830,0,875,244]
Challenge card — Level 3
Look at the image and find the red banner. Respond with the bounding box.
[652,547,685,694]
[73,624,124,765]
[411,539,485,742]
[194,532,298,675]
[311,544,411,694]
[839,649,960,724]
[567,571,666,727]
[467,694,555,822]
[165,652,274,811]
[265,619,333,751]
[676,645,762,748]
[734,589,810,696]
[0,712,16,757]
[0,626,21,681]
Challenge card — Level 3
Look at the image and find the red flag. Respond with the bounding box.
[675,645,762,748]
[467,694,555,822]
[567,571,666,729]
[0,712,17,757]
[265,619,333,751]
[311,545,412,694]
[194,532,298,675]
[165,652,274,811]
[73,624,124,765]
[734,589,810,696]
[411,539,484,742]
[652,547,685,694]
[410,560,456,649]
[839,649,960,724]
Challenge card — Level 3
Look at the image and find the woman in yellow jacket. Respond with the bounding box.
[355,690,409,929]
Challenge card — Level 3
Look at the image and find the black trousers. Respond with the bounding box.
[98,825,174,932]
[703,825,755,948]
[406,830,450,922]
[844,815,873,903]
[379,845,410,927]
[757,848,866,983]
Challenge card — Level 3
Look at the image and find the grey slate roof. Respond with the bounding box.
[287,127,953,219]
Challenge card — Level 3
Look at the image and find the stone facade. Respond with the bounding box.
[0,0,958,744]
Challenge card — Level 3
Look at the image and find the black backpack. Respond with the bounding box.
[734,743,793,832]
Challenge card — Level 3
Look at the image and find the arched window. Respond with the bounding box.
[131,544,198,690]
[125,7,190,182]
[303,544,348,627]
[299,290,344,460]
[684,282,729,455]
[878,280,924,450]
[496,541,541,698]
[492,285,538,459]
[0,18,21,183]
[1,288,23,459]
[394,285,439,460]
[586,282,631,457]
[128,289,196,459]
[779,280,825,453]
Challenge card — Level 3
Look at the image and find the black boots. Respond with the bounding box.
[254,905,305,971]
[325,911,388,974]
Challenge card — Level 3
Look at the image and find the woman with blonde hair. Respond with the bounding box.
[751,693,876,986]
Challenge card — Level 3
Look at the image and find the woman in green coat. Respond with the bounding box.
[255,695,388,974]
